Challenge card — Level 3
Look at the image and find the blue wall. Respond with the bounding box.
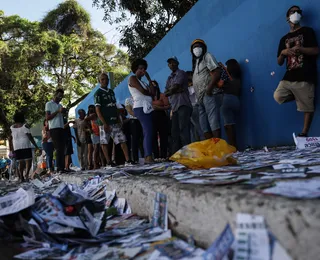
[80,0,320,150]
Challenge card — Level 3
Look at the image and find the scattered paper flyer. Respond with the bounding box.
[151,193,168,231]
[262,178,320,198]
[0,188,35,217]
[293,133,320,149]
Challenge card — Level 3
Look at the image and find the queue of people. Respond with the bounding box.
[8,5,318,181]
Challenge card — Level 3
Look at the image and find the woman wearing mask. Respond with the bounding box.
[42,119,54,174]
[191,39,222,139]
[221,59,242,149]
[128,59,156,163]
[152,81,170,160]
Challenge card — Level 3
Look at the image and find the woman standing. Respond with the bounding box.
[10,112,39,181]
[152,82,170,160]
[221,59,242,149]
[128,59,156,163]
[42,119,54,174]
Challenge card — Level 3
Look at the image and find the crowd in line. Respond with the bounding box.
[8,5,319,181]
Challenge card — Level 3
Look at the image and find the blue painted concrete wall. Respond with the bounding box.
[79,0,320,150]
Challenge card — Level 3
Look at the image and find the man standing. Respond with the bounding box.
[45,89,65,173]
[190,39,222,139]
[274,5,319,137]
[165,56,192,154]
[95,72,131,166]
[73,109,88,170]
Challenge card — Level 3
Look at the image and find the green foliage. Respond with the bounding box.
[0,1,130,139]
[92,0,198,60]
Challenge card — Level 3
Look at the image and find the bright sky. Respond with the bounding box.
[1,0,124,48]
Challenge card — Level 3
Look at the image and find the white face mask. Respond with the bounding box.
[289,12,301,24]
[193,47,203,57]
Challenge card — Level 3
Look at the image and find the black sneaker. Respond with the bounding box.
[297,133,308,137]
[108,161,117,167]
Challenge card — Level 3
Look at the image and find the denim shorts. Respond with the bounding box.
[91,134,100,145]
[198,93,223,133]
[221,94,240,126]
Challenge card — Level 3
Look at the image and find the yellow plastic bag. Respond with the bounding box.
[170,138,237,169]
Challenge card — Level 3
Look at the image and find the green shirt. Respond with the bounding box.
[94,87,118,126]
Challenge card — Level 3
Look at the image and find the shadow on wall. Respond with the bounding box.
[108,0,320,150]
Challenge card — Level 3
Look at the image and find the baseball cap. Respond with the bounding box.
[167,56,179,64]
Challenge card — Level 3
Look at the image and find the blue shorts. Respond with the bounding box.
[91,134,100,145]
[198,93,223,133]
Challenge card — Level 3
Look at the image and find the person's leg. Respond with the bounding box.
[290,82,315,136]
[221,94,240,148]
[192,104,204,140]
[274,80,295,104]
[130,119,140,162]
[152,112,160,159]
[204,94,222,138]
[50,128,65,171]
[87,143,93,169]
[99,125,111,164]
[83,143,88,169]
[47,142,54,171]
[123,120,132,160]
[177,106,192,148]
[171,110,181,154]
[18,160,25,181]
[101,144,111,164]
[198,101,212,139]
[134,108,154,162]
[25,159,32,180]
[158,112,169,158]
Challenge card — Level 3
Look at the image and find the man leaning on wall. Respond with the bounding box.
[274,5,319,137]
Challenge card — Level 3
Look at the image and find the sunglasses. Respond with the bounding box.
[289,9,302,15]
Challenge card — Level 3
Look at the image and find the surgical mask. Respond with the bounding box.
[193,47,203,57]
[289,12,301,24]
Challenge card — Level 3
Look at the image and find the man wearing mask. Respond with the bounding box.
[45,89,65,173]
[191,39,222,139]
[165,56,192,154]
[274,6,319,137]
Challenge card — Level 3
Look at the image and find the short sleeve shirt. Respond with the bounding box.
[10,124,32,151]
[165,69,192,112]
[45,100,64,129]
[192,52,222,101]
[277,27,318,84]
[94,87,118,126]
[73,118,87,143]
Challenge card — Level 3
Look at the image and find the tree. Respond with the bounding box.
[92,0,198,60]
[0,1,130,139]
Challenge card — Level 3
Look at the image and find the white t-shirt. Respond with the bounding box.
[45,100,64,129]
[10,124,32,151]
[128,77,152,109]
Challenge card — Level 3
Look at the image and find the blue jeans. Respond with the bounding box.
[42,142,54,170]
[134,108,154,157]
[221,94,240,125]
[199,93,223,133]
[171,105,192,154]
[190,104,204,142]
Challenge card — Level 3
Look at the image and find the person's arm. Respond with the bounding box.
[153,104,171,111]
[46,104,64,121]
[26,133,39,150]
[95,105,110,132]
[144,71,156,96]
[8,135,13,152]
[129,76,152,96]
[205,53,221,95]
[85,114,96,121]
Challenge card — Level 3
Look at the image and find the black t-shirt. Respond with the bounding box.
[277,27,318,84]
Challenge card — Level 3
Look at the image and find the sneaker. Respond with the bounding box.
[297,133,308,137]
[124,161,134,167]
[107,161,117,167]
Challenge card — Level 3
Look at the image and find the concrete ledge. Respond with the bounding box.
[60,173,320,260]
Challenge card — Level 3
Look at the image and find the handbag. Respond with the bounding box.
[142,100,154,114]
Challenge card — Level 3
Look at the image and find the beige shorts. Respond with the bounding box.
[274,80,315,112]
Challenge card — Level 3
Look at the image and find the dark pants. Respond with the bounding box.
[153,111,169,159]
[50,128,65,171]
[171,105,192,154]
[42,142,54,170]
